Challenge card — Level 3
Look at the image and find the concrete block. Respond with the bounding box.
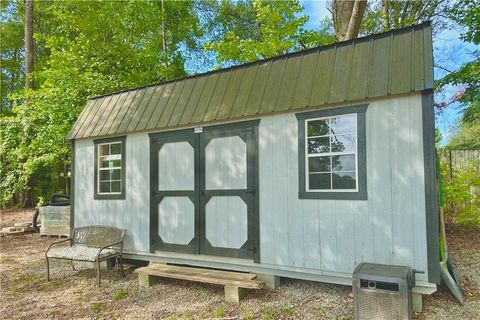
[412,292,423,313]
[138,273,159,287]
[255,273,280,289]
[72,259,113,270]
[224,286,250,303]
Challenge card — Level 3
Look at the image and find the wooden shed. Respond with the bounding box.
[68,22,439,295]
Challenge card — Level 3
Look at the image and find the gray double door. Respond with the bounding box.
[150,121,259,260]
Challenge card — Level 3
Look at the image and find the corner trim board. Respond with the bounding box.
[70,140,75,232]
[421,90,440,283]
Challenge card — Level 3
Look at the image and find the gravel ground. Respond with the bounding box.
[0,209,479,319]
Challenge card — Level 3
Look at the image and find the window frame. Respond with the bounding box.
[305,114,359,192]
[94,136,126,200]
[296,104,368,200]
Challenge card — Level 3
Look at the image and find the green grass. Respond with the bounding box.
[0,256,16,264]
[212,303,228,318]
[281,306,295,316]
[91,302,103,314]
[241,307,255,320]
[261,305,274,320]
[317,306,327,316]
[182,310,193,319]
[113,288,128,300]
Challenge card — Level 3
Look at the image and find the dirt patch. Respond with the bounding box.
[0,208,34,229]
[1,209,479,319]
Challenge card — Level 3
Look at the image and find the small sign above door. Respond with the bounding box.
[194,127,203,134]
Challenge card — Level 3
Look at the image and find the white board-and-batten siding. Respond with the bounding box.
[258,93,428,283]
[74,92,429,283]
[74,134,150,252]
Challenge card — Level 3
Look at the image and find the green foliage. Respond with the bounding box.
[442,160,480,226]
[450,0,480,44]
[0,0,24,114]
[0,0,200,207]
[204,0,334,64]
[435,127,443,149]
[437,0,479,142]
[447,121,480,149]
[113,288,128,300]
[360,0,451,34]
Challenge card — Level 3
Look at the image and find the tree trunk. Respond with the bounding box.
[332,0,367,41]
[24,0,35,208]
[161,0,167,53]
[24,0,35,89]
[382,0,390,31]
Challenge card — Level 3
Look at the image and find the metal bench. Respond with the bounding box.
[46,225,126,285]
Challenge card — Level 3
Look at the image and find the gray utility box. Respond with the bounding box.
[353,263,412,320]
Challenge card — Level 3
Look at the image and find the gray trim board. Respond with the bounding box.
[70,140,75,232]
[123,252,437,294]
[422,90,440,283]
[93,136,126,200]
[295,104,368,200]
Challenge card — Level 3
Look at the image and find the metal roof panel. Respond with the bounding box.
[69,22,434,140]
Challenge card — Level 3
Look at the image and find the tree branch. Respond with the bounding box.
[435,64,454,73]
[298,39,307,50]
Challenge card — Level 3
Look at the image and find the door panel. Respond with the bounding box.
[150,130,198,254]
[150,120,259,260]
[158,142,195,191]
[158,196,195,245]
[199,125,257,259]
[205,196,248,249]
[205,136,247,190]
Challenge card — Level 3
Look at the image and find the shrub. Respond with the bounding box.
[442,160,480,225]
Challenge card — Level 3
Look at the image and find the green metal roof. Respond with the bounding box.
[68,22,433,140]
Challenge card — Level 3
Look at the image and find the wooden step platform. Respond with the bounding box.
[134,262,264,303]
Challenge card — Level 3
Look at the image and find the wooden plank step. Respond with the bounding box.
[135,264,264,289]
[148,262,258,282]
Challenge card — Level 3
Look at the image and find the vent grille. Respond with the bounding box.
[353,263,412,320]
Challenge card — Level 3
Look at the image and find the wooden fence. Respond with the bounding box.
[440,149,480,179]
[440,149,480,223]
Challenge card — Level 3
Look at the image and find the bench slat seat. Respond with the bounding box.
[47,245,117,262]
[45,225,126,286]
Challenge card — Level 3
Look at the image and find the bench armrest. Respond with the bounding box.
[45,238,71,256]
[96,241,124,261]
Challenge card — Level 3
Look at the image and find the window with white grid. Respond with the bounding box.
[97,142,123,194]
[305,114,358,191]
